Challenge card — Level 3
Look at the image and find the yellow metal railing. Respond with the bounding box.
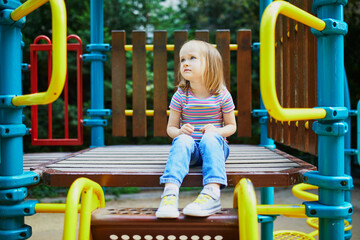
[260,1,327,121]
[11,0,67,106]
[62,178,105,240]
[124,44,239,51]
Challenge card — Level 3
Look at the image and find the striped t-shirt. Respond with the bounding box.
[169,87,235,140]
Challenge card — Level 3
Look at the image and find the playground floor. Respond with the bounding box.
[27,180,360,240]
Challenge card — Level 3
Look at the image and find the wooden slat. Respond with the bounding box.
[132,31,147,137]
[195,30,209,42]
[283,18,291,146]
[153,31,168,137]
[236,30,252,137]
[296,0,306,152]
[111,30,127,136]
[276,16,284,143]
[216,30,231,89]
[174,31,188,87]
[34,145,316,187]
[289,18,298,149]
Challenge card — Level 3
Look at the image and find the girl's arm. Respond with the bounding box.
[201,111,237,137]
[167,109,194,138]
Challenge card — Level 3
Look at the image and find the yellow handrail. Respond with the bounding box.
[234,178,259,240]
[260,1,327,121]
[11,0,67,106]
[124,44,239,51]
[35,203,81,213]
[124,109,239,117]
[62,178,105,240]
[292,183,319,201]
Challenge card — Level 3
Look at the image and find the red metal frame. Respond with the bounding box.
[30,35,83,146]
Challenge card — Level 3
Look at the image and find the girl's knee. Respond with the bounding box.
[200,132,222,144]
[173,134,195,148]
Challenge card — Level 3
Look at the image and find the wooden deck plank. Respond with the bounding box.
[28,145,315,187]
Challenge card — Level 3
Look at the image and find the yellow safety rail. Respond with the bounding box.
[11,0,67,106]
[292,183,319,201]
[234,178,259,240]
[124,44,239,51]
[62,178,105,240]
[260,1,327,121]
[35,203,81,213]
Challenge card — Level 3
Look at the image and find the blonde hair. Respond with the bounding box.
[178,40,225,95]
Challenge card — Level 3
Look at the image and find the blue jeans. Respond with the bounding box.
[160,132,230,188]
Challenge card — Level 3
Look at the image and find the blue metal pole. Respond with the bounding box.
[259,1,275,240]
[0,4,39,239]
[89,0,105,147]
[312,1,350,239]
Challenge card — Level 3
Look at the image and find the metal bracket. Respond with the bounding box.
[304,201,353,219]
[252,42,260,52]
[303,171,353,191]
[0,200,38,217]
[0,95,24,109]
[0,224,32,240]
[312,121,348,136]
[82,53,107,62]
[0,9,25,28]
[82,119,108,127]
[252,109,268,117]
[258,215,277,223]
[0,124,26,138]
[86,43,111,52]
[0,0,22,10]
[0,171,39,190]
[312,18,348,37]
[322,107,348,120]
[0,187,27,203]
[87,109,111,117]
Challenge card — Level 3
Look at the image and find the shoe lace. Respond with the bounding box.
[162,195,177,206]
[194,194,212,204]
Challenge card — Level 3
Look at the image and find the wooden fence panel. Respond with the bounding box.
[195,30,209,42]
[174,31,188,87]
[236,30,252,137]
[132,31,147,137]
[216,30,231,89]
[153,31,168,137]
[111,30,127,136]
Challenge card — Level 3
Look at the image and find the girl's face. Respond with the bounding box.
[179,45,204,83]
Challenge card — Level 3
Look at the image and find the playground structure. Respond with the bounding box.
[0,0,359,240]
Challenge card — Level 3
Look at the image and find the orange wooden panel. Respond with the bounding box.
[132,31,147,137]
[236,30,252,137]
[153,31,168,137]
[111,30,127,137]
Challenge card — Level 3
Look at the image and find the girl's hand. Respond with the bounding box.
[180,123,194,135]
[200,124,218,134]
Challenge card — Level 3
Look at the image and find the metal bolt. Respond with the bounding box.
[20,232,26,238]
[33,176,39,182]
[303,176,308,182]
[349,208,353,214]
[340,181,347,186]
[310,209,317,215]
[24,208,30,213]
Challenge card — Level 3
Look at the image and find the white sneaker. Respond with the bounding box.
[183,188,221,217]
[155,188,180,218]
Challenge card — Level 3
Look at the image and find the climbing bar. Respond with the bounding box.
[35,203,81,213]
[124,44,239,51]
[234,179,259,240]
[124,109,239,116]
[260,1,327,121]
[63,178,105,240]
[292,183,318,201]
[11,0,67,106]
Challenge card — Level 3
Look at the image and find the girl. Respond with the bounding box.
[156,40,236,218]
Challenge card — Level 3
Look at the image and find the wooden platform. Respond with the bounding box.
[25,145,315,187]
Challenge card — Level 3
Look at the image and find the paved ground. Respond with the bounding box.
[26,182,359,240]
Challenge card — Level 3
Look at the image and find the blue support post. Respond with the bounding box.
[83,0,111,148]
[0,2,39,239]
[258,1,276,240]
[310,1,353,239]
